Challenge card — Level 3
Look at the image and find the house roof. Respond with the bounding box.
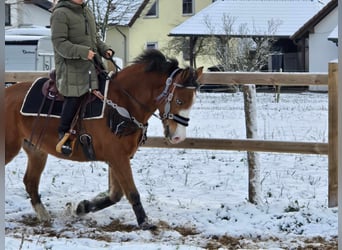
[290,0,337,40]
[169,0,326,38]
[24,0,53,12]
[108,0,150,27]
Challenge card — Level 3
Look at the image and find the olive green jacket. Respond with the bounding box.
[51,0,111,97]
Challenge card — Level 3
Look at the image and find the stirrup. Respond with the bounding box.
[56,133,75,156]
[79,133,96,160]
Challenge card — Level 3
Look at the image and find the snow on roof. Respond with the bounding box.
[5,25,51,36]
[291,0,337,40]
[107,0,149,26]
[5,35,48,42]
[169,0,326,37]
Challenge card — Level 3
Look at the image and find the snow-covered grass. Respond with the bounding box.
[5,91,337,249]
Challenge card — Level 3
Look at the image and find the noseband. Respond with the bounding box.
[156,68,196,127]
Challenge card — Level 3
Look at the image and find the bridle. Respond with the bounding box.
[156,68,196,127]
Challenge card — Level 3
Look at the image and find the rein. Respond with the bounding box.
[114,82,159,119]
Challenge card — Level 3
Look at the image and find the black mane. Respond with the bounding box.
[132,49,179,74]
[133,49,199,89]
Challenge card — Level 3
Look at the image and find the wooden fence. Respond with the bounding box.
[5,62,338,207]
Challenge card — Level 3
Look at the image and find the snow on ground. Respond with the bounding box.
[5,91,337,249]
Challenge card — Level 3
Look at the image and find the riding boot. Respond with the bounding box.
[57,97,81,156]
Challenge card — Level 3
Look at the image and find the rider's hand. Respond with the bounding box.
[105,50,114,59]
[87,50,96,60]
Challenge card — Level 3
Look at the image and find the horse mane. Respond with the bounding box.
[132,49,179,74]
[132,49,199,89]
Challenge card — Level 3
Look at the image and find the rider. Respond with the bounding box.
[51,0,114,156]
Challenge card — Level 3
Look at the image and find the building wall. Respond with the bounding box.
[309,8,338,72]
[106,26,129,66]
[21,4,51,27]
[106,0,213,67]
[6,0,51,28]
[309,8,338,91]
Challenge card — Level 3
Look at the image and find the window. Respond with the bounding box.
[182,0,193,15]
[5,4,11,26]
[146,42,158,50]
[146,1,158,17]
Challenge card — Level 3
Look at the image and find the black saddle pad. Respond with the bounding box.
[20,77,108,119]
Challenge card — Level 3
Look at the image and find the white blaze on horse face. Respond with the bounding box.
[169,93,196,144]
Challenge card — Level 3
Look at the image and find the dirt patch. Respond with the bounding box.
[99,219,137,233]
[5,215,338,249]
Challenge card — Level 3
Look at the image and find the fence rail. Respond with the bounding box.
[199,71,328,86]
[143,138,328,155]
[5,64,338,207]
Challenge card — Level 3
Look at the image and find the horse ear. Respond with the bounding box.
[196,67,204,79]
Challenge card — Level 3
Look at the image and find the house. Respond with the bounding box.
[291,0,338,91]
[168,0,329,72]
[106,0,214,66]
[5,0,52,28]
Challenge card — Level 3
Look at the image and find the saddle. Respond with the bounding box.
[41,69,64,102]
[26,69,108,160]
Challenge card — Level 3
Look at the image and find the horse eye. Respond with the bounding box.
[175,99,183,105]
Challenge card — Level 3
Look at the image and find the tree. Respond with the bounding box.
[164,13,281,73]
[88,0,145,40]
[204,14,282,72]
[88,0,115,40]
[163,36,208,68]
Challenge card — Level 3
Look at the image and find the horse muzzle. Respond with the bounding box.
[163,123,187,144]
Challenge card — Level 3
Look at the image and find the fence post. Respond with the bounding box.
[243,84,261,205]
[328,61,338,207]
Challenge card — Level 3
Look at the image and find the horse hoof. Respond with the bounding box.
[76,200,91,215]
[140,221,157,231]
[34,203,51,222]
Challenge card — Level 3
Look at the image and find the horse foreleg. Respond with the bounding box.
[76,164,123,215]
[108,159,155,230]
[76,159,155,229]
[22,140,50,222]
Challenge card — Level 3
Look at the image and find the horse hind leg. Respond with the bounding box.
[22,140,50,222]
[5,130,23,166]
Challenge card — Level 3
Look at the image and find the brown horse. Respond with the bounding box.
[5,49,203,229]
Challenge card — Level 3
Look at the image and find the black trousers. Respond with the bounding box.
[58,72,106,136]
[58,96,82,135]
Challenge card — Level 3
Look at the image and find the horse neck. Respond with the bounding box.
[108,68,167,123]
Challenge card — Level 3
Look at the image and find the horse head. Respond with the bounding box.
[157,66,203,144]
